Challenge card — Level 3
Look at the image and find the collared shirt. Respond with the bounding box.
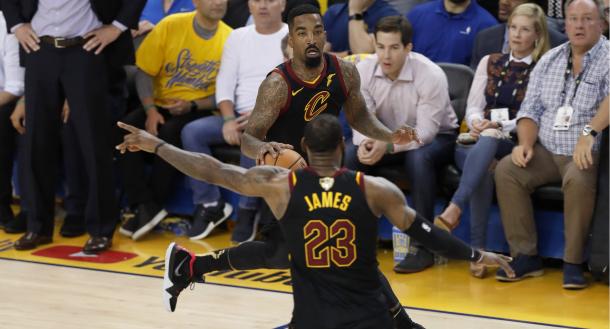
[0,12,24,96]
[353,52,458,152]
[466,52,533,133]
[517,37,609,155]
[407,0,497,65]
[31,0,102,38]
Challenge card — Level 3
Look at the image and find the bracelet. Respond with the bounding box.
[17,98,25,105]
[154,142,167,154]
[385,142,394,154]
[223,115,236,122]
[143,104,156,112]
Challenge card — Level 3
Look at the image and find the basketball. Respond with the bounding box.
[262,149,307,169]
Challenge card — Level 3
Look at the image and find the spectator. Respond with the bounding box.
[4,0,145,254]
[494,0,608,289]
[386,0,430,16]
[470,0,567,68]
[345,16,458,274]
[180,0,287,242]
[0,11,24,232]
[133,0,195,37]
[434,3,551,278]
[118,0,232,241]
[407,0,497,65]
[323,0,399,55]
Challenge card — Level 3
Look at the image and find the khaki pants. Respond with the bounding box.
[495,143,599,264]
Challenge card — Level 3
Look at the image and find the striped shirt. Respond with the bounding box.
[517,37,609,155]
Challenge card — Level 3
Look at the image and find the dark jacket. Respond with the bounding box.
[2,0,145,66]
[470,22,568,69]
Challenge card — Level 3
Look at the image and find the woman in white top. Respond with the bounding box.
[433,4,552,278]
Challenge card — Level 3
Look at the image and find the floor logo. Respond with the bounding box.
[32,246,138,264]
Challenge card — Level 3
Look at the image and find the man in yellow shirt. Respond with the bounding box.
[118,0,231,241]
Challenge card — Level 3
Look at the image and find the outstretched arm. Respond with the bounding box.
[363,175,515,276]
[241,72,294,161]
[116,122,289,201]
[339,59,419,145]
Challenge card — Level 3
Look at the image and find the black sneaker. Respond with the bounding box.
[231,208,259,244]
[132,202,168,241]
[119,216,138,237]
[4,211,27,234]
[188,201,233,240]
[163,242,201,312]
[0,204,14,230]
[393,246,434,274]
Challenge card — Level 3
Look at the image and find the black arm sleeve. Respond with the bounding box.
[403,213,481,262]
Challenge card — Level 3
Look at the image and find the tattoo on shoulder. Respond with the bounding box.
[246,73,289,137]
[337,59,360,95]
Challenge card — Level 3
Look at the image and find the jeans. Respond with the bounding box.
[452,136,514,248]
[345,133,456,221]
[181,114,258,210]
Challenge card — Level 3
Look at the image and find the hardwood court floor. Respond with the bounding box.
[0,218,607,329]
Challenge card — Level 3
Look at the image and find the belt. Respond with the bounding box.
[40,36,89,48]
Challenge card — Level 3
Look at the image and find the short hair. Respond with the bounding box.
[509,3,551,61]
[287,4,321,31]
[374,16,413,46]
[303,114,343,153]
[564,0,604,20]
[282,0,320,23]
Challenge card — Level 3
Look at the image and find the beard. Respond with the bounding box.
[304,54,322,68]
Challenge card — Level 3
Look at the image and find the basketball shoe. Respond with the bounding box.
[163,242,202,312]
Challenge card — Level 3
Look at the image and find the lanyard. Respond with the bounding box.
[560,49,587,106]
[491,58,529,109]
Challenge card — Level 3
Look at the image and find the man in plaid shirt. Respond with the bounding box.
[494,0,609,289]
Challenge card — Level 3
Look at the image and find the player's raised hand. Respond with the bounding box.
[391,125,421,145]
[256,141,294,165]
[116,121,164,154]
[478,251,515,278]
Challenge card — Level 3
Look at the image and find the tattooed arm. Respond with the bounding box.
[339,59,419,145]
[116,122,292,217]
[241,72,294,161]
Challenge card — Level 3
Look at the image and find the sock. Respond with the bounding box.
[193,249,232,276]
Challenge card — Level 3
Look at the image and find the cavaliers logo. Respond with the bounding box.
[304,91,330,121]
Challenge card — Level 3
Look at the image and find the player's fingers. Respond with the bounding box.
[117,121,140,133]
[497,257,515,278]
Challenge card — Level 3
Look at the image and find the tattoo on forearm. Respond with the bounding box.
[339,59,393,142]
[241,73,288,158]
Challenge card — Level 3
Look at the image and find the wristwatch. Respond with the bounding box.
[189,101,198,112]
[582,125,598,137]
[348,13,364,21]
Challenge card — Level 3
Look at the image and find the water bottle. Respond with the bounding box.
[392,226,410,264]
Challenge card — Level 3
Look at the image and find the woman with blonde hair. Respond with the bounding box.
[434,3,551,278]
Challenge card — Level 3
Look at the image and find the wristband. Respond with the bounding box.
[17,98,25,104]
[223,115,236,122]
[386,143,394,154]
[143,104,156,112]
[154,142,167,154]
